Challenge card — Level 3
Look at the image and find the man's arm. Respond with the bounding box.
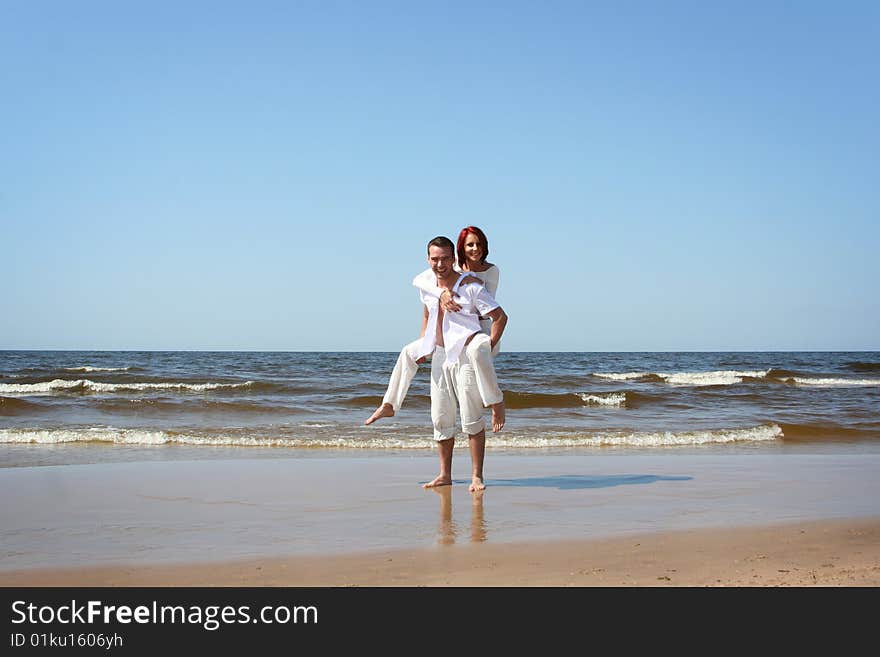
[485,306,507,350]
[415,305,429,364]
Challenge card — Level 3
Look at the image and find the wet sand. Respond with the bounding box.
[3,516,879,586]
[1,452,879,586]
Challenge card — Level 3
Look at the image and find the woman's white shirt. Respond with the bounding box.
[412,264,499,299]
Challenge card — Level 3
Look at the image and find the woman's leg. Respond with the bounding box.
[465,333,505,432]
[465,334,502,406]
[365,338,423,425]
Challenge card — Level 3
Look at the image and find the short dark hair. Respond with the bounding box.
[427,236,455,254]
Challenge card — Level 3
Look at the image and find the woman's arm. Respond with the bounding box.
[458,266,498,296]
[486,306,507,350]
[480,265,500,297]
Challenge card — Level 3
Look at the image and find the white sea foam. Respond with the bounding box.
[0,379,86,394]
[593,372,648,381]
[0,424,784,449]
[0,379,254,395]
[661,370,770,386]
[486,424,783,448]
[594,370,769,386]
[0,427,437,449]
[590,369,877,388]
[63,366,132,372]
[787,377,880,387]
[0,428,172,445]
[577,392,627,406]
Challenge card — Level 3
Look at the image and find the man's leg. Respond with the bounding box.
[467,429,486,492]
[465,333,505,432]
[455,357,488,492]
[424,437,454,489]
[425,347,456,488]
[366,338,423,425]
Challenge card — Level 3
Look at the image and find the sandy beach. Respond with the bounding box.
[2,451,879,586]
[3,517,878,587]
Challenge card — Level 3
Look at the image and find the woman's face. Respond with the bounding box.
[463,233,484,264]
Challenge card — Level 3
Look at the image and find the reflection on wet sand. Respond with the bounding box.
[434,486,456,545]
[432,487,487,545]
[470,490,487,543]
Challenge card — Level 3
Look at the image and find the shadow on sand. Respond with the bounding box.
[483,474,693,490]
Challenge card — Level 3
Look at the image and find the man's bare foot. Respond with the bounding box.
[469,476,486,492]
[423,474,452,489]
[365,403,394,425]
[491,402,505,432]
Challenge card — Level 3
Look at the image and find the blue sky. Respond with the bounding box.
[2,1,878,351]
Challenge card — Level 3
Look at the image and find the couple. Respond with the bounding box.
[365,227,508,492]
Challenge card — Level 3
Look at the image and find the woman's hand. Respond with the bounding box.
[460,275,482,286]
[439,289,462,312]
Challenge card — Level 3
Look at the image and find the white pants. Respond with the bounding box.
[430,346,486,441]
[382,334,503,411]
[381,339,423,411]
[463,333,503,407]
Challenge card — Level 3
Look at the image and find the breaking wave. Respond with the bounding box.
[592,369,879,387]
[0,423,785,449]
[846,361,880,372]
[782,377,880,387]
[505,391,628,408]
[593,370,770,386]
[63,366,137,372]
[0,397,43,416]
[0,379,257,395]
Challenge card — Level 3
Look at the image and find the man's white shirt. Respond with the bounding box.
[416,273,500,365]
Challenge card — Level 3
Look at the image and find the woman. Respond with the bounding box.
[365,226,504,429]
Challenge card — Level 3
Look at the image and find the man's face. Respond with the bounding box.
[427,245,455,278]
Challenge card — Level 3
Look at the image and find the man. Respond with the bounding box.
[417,236,508,492]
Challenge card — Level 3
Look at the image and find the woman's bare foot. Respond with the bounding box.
[365,403,394,425]
[469,476,486,492]
[491,402,505,432]
[423,474,452,489]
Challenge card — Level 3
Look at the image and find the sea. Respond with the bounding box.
[2,350,879,468]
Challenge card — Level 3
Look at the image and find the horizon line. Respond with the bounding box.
[1,348,878,354]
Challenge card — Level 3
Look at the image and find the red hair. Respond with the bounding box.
[456,226,489,269]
